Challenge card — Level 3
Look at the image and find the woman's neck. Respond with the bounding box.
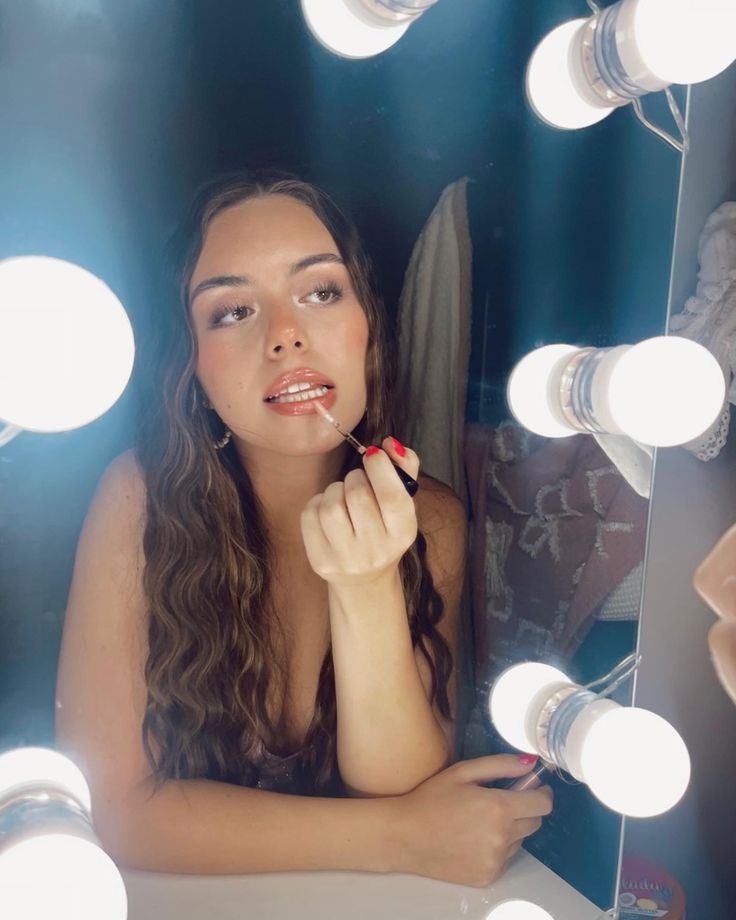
[236,439,350,548]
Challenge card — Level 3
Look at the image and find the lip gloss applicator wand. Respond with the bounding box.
[313,401,419,497]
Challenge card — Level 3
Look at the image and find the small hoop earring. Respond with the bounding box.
[214,428,232,450]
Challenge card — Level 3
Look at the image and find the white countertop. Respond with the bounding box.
[123,849,603,920]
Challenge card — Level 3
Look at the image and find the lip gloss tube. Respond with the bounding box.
[313,401,419,497]
[501,761,551,791]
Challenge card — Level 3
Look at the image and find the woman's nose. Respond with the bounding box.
[265,301,308,352]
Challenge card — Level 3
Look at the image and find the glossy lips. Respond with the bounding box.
[263,367,335,401]
[265,385,337,416]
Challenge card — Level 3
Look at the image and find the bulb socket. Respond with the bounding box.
[0,783,97,854]
[558,346,610,434]
[542,687,598,773]
[578,0,670,109]
[359,0,437,23]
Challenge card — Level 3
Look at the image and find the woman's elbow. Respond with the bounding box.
[342,746,450,797]
[89,781,160,871]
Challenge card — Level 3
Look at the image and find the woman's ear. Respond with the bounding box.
[195,382,212,411]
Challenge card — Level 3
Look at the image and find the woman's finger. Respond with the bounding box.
[382,436,421,477]
[342,467,384,526]
[509,815,543,842]
[361,446,417,536]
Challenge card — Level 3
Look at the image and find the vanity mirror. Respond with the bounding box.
[1,2,733,918]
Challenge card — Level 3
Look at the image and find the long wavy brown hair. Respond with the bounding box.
[135,169,452,796]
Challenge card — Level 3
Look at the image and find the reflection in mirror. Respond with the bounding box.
[619,61,736,920]
[0,1,713,917]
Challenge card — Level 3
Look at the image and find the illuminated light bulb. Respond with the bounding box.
[300,0,413,59]
[620,0,736,87]
[0,747,128,920]
[0,256,135,433]
[489,662,691,818]
[0,835,128,920]
[507,337,725,447]
[526,0,736,134]
[567,704,691,817]
[601,336,725,447]
[525,19,614,129]
[0,747,91,812]
[486,900,555,920]
[506,344,580,438]
[489,662,572,753]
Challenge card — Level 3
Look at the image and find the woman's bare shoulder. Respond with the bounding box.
[415,472,468,580]
[416,473,464,528]
[99,449,146,500]
[104,448,145,486]
[87,449,148,541]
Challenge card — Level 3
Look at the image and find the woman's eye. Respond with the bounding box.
[211,304,250,327]
[304,282,344,305]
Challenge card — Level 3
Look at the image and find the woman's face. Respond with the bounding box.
[693,523,736,704]
[188,194,370,457]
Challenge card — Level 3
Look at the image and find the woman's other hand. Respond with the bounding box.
[389,754,554,888]
[300,436,420,590]
[693,521,736,704]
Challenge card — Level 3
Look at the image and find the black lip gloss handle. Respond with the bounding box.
[392,461,419,497]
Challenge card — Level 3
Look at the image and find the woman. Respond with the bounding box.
[694,522,736,704]
[56,169,552,886]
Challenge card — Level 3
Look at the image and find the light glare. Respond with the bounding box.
[525,19,614,129]
[0,747,91,812]
[487,900,555,920]
[0,835,127,920]
[632,0,736,85]
[606,336,725,446]
[506,344,579,438]
[300,0,411,59]
[579,707,691,816]
[490,662,572,753]
[0,257,134,433]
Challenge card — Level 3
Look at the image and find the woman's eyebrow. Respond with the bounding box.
[190,275,248,308]
[189,253,345,308]
[289,252,344,275]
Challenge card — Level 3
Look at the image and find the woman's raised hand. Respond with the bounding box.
[300,436,420,590]
[389,754,554,888]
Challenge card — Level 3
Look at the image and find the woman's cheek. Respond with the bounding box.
[196,342,240,402]
[344,310,370,353]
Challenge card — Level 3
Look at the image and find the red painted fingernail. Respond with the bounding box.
[518,754,537,765]
[390,436,406,457]
[365,446,381,457]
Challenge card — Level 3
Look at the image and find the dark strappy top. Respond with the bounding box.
[245,736,343,797]
[251,738,313,792]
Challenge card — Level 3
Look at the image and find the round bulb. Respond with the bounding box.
[630,0,736,85]
[0,747,91,812]
[487,901,555,920]
[507,344,580,438]
[604,336,725,446]
[300,0,411,59]
[579,707,690,817]
[0,834,127,920]
[526,19,614,129]
[490,662,572,753]
[0,257,135,433]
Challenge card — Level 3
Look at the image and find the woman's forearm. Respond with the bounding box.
[95,775,400,875]
[328,569,450,796]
